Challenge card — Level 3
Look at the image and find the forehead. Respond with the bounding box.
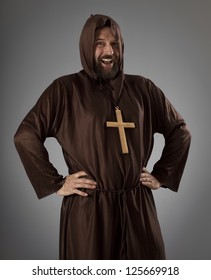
[94,26,117,41]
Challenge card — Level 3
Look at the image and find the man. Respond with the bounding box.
[14,14,191,260]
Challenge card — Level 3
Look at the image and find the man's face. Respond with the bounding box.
[94,26,120,80]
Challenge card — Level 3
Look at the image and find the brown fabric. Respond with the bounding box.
[14,14,191,259]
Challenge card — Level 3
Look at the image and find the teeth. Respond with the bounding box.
[101,58,113,64]
[102,58,112,62]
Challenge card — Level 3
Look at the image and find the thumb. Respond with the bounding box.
[141,167,149,173]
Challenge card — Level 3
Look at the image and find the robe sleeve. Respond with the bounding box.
[14,79,66,199]
[147,80,191,192]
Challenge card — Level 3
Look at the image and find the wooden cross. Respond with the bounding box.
[106,107,135,154]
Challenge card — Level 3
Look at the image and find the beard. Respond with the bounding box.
[94,54,120,80]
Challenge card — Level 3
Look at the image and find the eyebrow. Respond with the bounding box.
[95,37,105,41]
[95,37,119,43]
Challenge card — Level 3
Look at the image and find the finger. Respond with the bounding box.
[74,183,96,189]
[140,173,151,181]
[140,172,150,178]
[73,189,88,197]
[141,180,151,185]
[76,178,97,185]
[141,180,160,190]
[73,171,88,178]
[140,177,152,184]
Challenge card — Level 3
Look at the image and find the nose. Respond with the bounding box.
[104,43,114,55]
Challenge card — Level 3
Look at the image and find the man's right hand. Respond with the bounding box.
[57,171,97,197]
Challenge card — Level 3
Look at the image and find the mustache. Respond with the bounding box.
[99,54,117,60]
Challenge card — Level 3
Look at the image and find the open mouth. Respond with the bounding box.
[101,58,113,65]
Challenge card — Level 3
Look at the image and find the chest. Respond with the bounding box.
[67,82,145,130]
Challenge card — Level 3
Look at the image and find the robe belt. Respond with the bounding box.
[94,183,141,259]
[94,183,141,193]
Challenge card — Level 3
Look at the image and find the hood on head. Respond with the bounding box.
[79,14,124,80]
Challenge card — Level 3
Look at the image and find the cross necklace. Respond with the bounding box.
[106,106,135,154]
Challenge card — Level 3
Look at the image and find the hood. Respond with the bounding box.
[79,14,124,81]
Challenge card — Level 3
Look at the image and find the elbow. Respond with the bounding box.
[187,129,192,144]
[181,124,192,144]
[14,128,22,150]
[14,125,29,151]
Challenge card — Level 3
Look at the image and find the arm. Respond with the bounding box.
[14,79,97,199]
[147,80,191,192]
[14,80,65,198]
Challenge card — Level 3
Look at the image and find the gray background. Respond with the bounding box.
[1,0,210,259]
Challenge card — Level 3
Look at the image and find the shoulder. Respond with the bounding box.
[43,71,83,96]
[53,73,79,88]
[124,74,154,90]
[36,73,78,104]
[124,73,148,83]
[124,73,167,105]
[124,73,161,96]
[52,70,90,90]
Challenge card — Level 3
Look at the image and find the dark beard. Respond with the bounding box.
[94,56,120,80]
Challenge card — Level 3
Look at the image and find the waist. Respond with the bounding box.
[87,182,141,194]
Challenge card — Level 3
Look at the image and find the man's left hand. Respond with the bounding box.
[140,167,161,190]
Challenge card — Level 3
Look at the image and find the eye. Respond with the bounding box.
[96,41,105,47]
[111,41,119,49]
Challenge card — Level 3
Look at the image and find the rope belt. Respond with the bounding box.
[94,183,141,259]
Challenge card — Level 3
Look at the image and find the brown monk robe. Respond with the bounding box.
[14,14,191,259]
